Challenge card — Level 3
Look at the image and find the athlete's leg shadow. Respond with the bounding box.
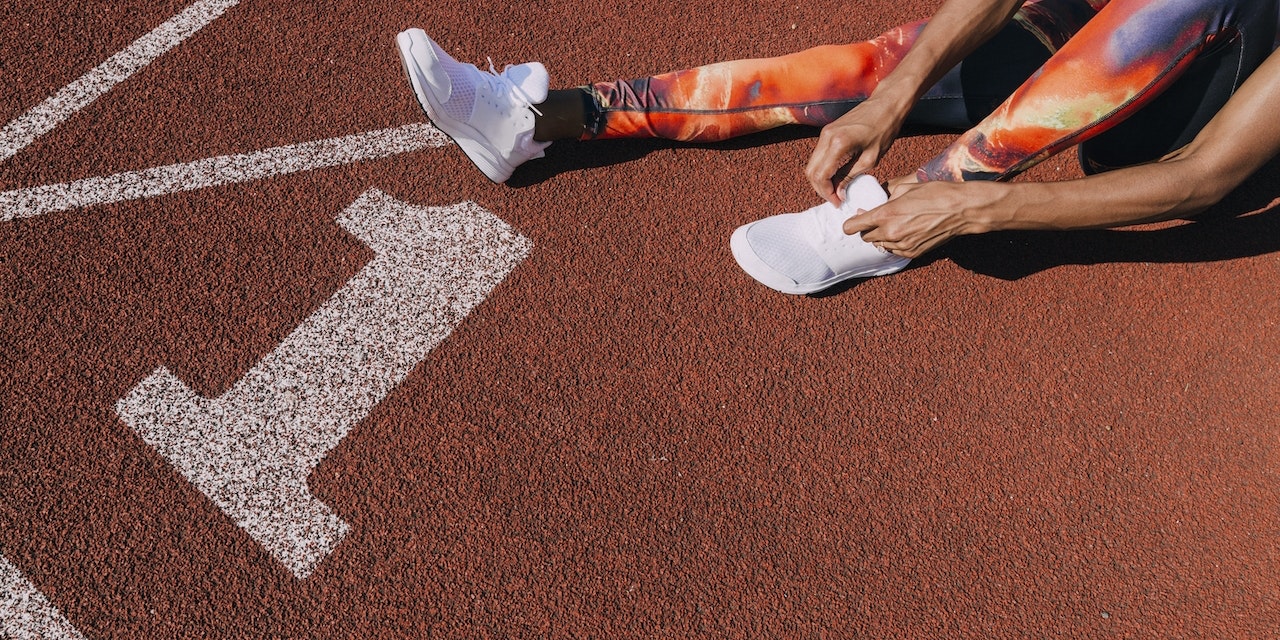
[510,126,1280,288]
[508,123,968,188]
[938,156,1280,281]
[505,125,820,187]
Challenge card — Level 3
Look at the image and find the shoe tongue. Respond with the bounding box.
[822,175,888,235]
[502,62,549,104]
[842,175,889,212]
[803,176,891,252]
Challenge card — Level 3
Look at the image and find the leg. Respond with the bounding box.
[544,0,1088,143]
[1079,3,1278,173]
[921,0,1280,181]
[567,21,932,143]
[397,2,1072,181]
[727,2,1104,295]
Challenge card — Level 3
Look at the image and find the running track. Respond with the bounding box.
[2,0,1278,637]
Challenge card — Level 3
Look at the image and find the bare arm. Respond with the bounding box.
[805,0,1026,206]
[845,48,1280,258]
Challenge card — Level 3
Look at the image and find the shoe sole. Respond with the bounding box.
[729,223,909,295]
[396,29,515,183]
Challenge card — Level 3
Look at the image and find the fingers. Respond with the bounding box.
[844,204,920,258]
[846,149,879,185]
[829,150,880,205]
[844,199,902,254]
[805,134,849,206]
[806,125,882,206]
[842,208,878,236]
[886,170,923,197]
[812,148,879,206]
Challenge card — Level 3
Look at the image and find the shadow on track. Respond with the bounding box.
[816,160,1280,296]
[505,126,819,188]
[941,156,1280,282]
[510,127,1280,291]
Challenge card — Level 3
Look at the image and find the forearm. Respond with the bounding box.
[981,48,1280,232]
[857,157,1239,258]
[872,0,1027,114]
[854,46,1280,257]
[809,0,1027,203]
[983,155,1227,231]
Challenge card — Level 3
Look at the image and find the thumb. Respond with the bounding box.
[842,209,876,236]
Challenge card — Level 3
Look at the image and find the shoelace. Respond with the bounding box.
[812,200,891,254]
[485,58,543,117]
[812,201,851,246]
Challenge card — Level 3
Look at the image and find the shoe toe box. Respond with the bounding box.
[730,215,835,295]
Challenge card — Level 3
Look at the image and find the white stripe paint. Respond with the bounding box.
[0,0,241,163]
[117,189,532,578]
[0,124,450,221]
[0,554,87,640]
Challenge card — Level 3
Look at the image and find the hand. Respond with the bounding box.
[842,178,1007,258]
[805,96,907,207]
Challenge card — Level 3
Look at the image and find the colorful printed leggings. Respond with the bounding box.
[582,0,1279,180]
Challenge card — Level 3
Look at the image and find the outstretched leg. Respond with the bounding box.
[543,15,1053,143]
[398,1,1083,181]
[543,0,1111,144]
[573,22,929,142]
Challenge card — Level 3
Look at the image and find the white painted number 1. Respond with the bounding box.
[0,554,86,640]
[116,189,531,578]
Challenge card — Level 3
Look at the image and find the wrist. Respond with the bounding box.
[871,74,928,117]
[967,181,1022,234]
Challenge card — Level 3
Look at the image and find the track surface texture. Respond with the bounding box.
[3,0,1279,637]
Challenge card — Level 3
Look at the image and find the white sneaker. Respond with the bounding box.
[730,175,910,295]
[396,28,551,183]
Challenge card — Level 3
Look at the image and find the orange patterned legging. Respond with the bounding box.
[581,0,1278,180]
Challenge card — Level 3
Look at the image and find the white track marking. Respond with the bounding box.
[0,0,241,163]
[0,124,449,221]
[117,189,531,578]
[0,554,87,640]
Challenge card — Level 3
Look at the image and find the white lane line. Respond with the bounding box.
[0,553,87,640]
[0,124,449,221]
[117,189,532,579]
[0,0,241,163]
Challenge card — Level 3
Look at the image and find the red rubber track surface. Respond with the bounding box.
[3,0,1278,637]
